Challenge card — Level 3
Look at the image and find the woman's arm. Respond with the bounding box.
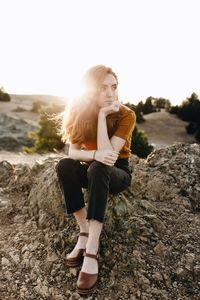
[68,143,95,161]
[68,101,126,165]
[68,141,119,166]
[97,102,126,152]
[68,143,118,166]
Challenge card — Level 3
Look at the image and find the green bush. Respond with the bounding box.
[0,87,11,102]
[152,97,171,110]
[169,93,200,143]
[131,127,154,158]
[142,97,156,114]
[186,122,198,134]
[24,104,65,153]
[178,93,200,122]
[169,105,180,114]
[31,100,47,113]
[195,127,200,142]
[124,102,145,123]
[124,103,154,158]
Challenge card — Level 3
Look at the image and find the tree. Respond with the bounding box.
[0,86,11,102]
[124,102,144,123]
[178,93,200,122]
[169,92,200,143]
[131,127,154,158]
[31,100,47,113]
[24,104,65,153]
[195,127,200,143]
[123,103,154,158]
[142,97,155,114]
[152,97,171,111]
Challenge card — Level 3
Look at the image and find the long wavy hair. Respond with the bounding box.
[59,65,122,144]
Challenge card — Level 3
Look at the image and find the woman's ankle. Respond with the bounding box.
[85,242,99,255]
[75,235,88,249]
[79,224,89,234]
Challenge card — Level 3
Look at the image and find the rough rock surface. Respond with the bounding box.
[0,113,37,151]
[0,143,200,299]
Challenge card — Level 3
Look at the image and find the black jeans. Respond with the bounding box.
[56,158,132,223]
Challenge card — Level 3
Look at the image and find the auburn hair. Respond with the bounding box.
[60,65,121,144]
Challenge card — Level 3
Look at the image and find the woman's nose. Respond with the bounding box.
[106,87,113,97]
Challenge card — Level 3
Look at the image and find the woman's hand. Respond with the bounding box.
[94,149,119,166]
[99,100,120,117]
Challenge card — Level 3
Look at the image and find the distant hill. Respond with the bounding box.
[10,94,67,105]
[137,110,196,148]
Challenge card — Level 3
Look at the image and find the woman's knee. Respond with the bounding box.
[87,161,111,178]
[56,158,79,178]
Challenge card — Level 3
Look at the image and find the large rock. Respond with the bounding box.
[0,161,15,188]
[5,143,199,223]
[131,143,200,211]
[0,143,200,299]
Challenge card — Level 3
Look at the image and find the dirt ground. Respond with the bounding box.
[0,94,65,126]
[137,110,196,149]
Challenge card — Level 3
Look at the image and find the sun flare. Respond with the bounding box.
[0,1,200,106]
[63,77,86,106]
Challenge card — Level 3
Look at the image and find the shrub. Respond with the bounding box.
[124,102,145,123]
[24,104,65,153]
[169,105,180,114]
[170,93,200,143]
[142,97,156,114]
[151,97,171,110]
[178,93,200,122]
[186,122,198,134]
[0,87,11,102]
[195,127,200,143]
[131,127,154,158]
[31,100,47,113]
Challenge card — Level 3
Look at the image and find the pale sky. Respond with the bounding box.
[0,0,199,105]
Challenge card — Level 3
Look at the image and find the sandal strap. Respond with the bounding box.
[84,252,98,260]
[79,232,89,237]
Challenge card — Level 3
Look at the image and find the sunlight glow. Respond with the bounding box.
[64,77,86,106]
[0,0,200,106]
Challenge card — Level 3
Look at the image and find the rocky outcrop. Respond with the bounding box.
[0,143,200,299]
[0,114,37,151]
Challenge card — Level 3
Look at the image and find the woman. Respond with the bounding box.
[56,65,136,295]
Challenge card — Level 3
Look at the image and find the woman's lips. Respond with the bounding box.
[104,100,118,105]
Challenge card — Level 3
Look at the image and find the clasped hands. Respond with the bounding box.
[94,149,119,166]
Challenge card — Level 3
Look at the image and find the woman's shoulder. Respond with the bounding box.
[120,104,136,119]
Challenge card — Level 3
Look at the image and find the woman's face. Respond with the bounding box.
[96,74,119,108]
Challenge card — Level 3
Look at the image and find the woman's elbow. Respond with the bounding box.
[68,149,76,159]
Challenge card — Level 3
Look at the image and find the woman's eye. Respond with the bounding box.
[100,85,117,92]
[101,86,107,91]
